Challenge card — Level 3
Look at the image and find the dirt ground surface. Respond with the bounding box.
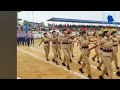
[17,39,120,79]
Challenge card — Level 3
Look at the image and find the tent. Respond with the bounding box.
[49,29,60,33]
[47,17,120,25]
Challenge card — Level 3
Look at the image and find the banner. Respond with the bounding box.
[100,28,117,32]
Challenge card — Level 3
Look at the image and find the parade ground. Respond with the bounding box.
[17,39,120,79]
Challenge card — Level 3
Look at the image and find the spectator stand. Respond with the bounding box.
[47,17,120,32]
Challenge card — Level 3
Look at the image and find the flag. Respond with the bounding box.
[25,22,28,33]
[107,15,114,23]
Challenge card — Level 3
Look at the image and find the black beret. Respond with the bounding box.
[80,31,86,35]
[99,33,104,37]
[52,31,56,34]
[62,28,66,32]
[111,31,116,35]
[102,31,108,36]
[44,33,47,36]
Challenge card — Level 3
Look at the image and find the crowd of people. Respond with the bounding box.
[17,31,34,47]
[48,24,120,31]
[38,27,120,79]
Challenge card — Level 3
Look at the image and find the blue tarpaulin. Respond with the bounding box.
[17,19,22,21]
[47,17,120,25]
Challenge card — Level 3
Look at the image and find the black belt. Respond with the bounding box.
[113,45,117,47]
[62,42,68,44]
[103,49,113,52]
[52,42,57,44]
[100,48,103,50]
[44,42,49,43]
[69,43,72,44]
[58,42,61,44]
[82,46,89,49]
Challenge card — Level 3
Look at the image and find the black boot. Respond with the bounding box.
[67,66,70,70]
[97,66,102,71]
[56,61,58,65]
[99,75,104,79]
[106,73,109,76]
[97,61,100,63]
[72,55,74,57]
[46,59,49,61]
[116,71,120,76]
[116,67,119,70]
[92,58,95,61]
[52,59,55,62]
[70,59,72,63]
[79,68,84,73]
[62,63,66,66]
[59,57,62,60]
[78,61,81,64]
[88,75,92,79]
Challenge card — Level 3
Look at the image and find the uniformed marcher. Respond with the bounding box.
[30,31,34,45]
[97,33,104,71]
[67,30,77,62]
[26,31,31,47]
[92,31,100,63]
[111,31,119,70]
[21,31,26,46]
[78,29,98,79]
[61,29,71,70]
[77,32,83,65]
[17,31,20,46]
[50,31,59,65]
[97,31,120,72]
[25,32,28,46]
[19,31,22,45]
[98,31,119,79]
[39,33,50,61]
[57,33,62,60]
[67,32,73,63]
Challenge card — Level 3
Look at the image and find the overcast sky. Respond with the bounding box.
[18,11,120,26]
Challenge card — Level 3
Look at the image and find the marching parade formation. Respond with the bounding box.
[17,12,120,79]
[17,26,120,79]
[17,31,34,47]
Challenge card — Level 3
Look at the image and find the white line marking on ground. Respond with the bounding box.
[17,48,88,79]
[29,47,117,75]
[17,77,21,79]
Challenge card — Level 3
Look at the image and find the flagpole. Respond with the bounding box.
[32,11,34,30]
[32,11,34,23]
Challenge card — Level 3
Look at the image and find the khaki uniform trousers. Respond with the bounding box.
[81,48,91,75]
[101,52,113,79]
[57,44,61,58]
[112,46,118,68]
[98,49,103,68]
[44,46,50,60]
[62,47,70,66]
[93,46,100,62]
[52,45,58,62]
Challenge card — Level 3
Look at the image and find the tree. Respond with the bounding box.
[23,20,28,26]
[41,22,45,27]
